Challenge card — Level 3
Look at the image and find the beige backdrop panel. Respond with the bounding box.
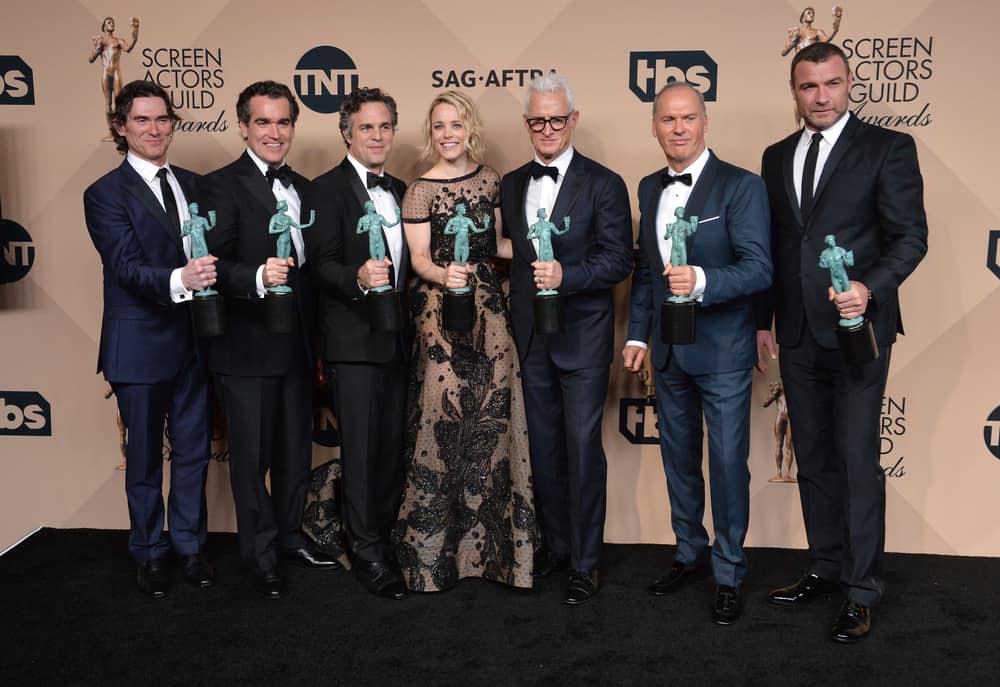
[2,1,997,556]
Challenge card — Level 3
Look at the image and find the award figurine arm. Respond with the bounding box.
[125,17,140,52]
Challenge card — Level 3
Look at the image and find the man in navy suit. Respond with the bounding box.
[623,83,772,625]
[84,80,216,597]
[757,42,927,642]
[501,74,633,605]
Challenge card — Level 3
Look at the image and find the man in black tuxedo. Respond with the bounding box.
[757,43,927,642]
[501,74,633,605]
[202,81,337,599]
[303,87,410,600]
[84,80,215,597]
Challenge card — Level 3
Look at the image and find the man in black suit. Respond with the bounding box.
[757,43,928,642]
[202,81,337,599]
[501,74,633,605]
[84,80,215,597]
[303,87,410,600]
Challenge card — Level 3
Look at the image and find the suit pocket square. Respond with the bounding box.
[698,216,720,225]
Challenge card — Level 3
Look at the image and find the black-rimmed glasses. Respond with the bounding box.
[525,113,573,132]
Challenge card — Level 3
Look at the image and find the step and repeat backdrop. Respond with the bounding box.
[2,1,998,555]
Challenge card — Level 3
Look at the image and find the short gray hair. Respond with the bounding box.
[524,72,575,114]
[651,82,707,118]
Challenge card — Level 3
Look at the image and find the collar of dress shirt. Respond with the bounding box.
[667,147,711,185]
[533,146,574,179]
[245,147,288,177]
[346,153,388,187]
[801,110,851,149]
[126,151,172,184]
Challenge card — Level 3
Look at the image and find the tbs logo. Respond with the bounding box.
[0,392,51,436]
[628,51,717,103]
[984,406,1000,460]
[1,219,35,284]
[294,46,359,115]
[619,398,659,445]
[0,56,34,105]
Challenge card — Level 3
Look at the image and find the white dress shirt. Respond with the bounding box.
[125,152,192,303]
[246,148,307,297]
[793,110,851,205]
[525,146,574,257]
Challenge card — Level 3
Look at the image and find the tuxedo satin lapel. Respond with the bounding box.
[641,174,665,274]
[342,158,372,213]
[119,162,184,255]
[811,115,859,217]
[683,152,717,256]
[550,155,584,230]
[782,136,803,229]
[236,154,280,218]
[513,168,537,261]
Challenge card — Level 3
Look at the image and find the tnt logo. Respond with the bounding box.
[628,51,717,103]
[294,46,359,114]
[1,219,35,284]
[984,406,1000,460]
[619,398,659,445]
[0,56,35,105]
[313,402,340,448]
[987,229,1000,280]
[0,392,51,436]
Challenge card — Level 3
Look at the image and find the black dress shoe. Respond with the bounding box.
[831,602,872,643]
[768,573,839,606]
[254,569,284,599]
[280,543,340,570]
[179,554,214,589]
[136,559,168,598]
[355,560,407,600]
[564,569,599,606]
[532,551,570,578]
[712,585,744,625]
[648,561,707,596]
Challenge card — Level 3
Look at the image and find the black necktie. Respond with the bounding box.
[800,132,822,222]
[529,161,559,182]
[156,168,182,237]
[266,165,293,188]
[661,172,693,188]
[366,171,393,191]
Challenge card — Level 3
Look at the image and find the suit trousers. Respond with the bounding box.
[778,324,891,606]
[112,361,210,561]
[654,356,752,587]
[215,363,312,573]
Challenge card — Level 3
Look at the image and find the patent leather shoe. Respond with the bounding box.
[564,569,599,606]
[532,551,570,578]
[254,569,283,599]
[831,602,872,643]
[648,561,707,596]
[355,560,408,600]
[280,542,340,569]
[768,573,839,606]
[136,559,168,598]
[712,585,744,625]
[180,554,214,589]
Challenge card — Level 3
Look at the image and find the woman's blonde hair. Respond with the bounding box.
[420,90,486,162]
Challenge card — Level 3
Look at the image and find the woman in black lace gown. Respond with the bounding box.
[393,91,538,591]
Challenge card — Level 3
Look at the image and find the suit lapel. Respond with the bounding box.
[235,152,280,219]
[119,161,185,256]
[512,166,537,261]
[641,172,666,273]
[781,135,803,229]
[550,153,585,234]
[683,151,717,256]
[810,114,860,218]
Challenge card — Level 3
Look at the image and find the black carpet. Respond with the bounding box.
[1,529,997,686]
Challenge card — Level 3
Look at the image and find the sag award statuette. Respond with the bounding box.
[442,202,490,332]
[527,208,570,334]
[819,234,878,365]
[265,199,316,334]
[182,202,223,337]
[661,207,698,345]
[357,200,403,332]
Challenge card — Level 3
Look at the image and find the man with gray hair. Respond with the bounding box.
[500,73,633,605]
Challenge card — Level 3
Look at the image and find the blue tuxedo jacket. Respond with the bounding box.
[628,151,772,375]
[501,151,633,369]
[84,159,200,384]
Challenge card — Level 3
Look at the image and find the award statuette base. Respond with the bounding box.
[265,289,295,334]
[368,288,401,333]
[442,290,475,333]
[661,300,696,345]
[836,317,879,366]
[191,292,225,338]
[534,292,564,335]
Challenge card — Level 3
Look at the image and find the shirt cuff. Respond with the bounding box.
[170,268,193,303]
[691,265,706,302]
[625,340,648,350]
[255,265,267,298]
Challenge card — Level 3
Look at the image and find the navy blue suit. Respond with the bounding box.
[501,150,632,572]
[628,152,771,586]
[84,159,210,562]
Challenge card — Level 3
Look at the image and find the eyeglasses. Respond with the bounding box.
[525,113,573,132]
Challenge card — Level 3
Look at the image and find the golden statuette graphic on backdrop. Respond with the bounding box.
[781,6,843,56]
[88,16,140,141]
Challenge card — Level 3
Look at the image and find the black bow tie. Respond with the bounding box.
[529,161,559,182]
[366,172,393,191]
[661,172,692,188]
[265,165,293,188]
